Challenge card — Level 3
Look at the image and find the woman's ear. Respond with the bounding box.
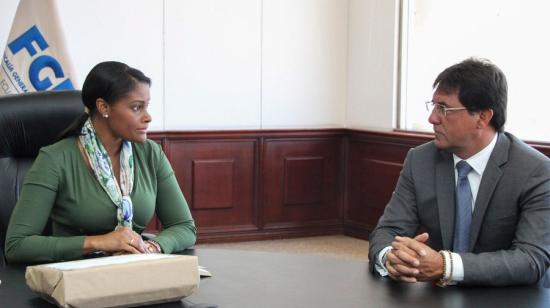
[96,99,109,117]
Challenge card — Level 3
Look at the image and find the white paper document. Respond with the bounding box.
[44,254,213,277]
[199,265,212,277]
[45,254,177,271]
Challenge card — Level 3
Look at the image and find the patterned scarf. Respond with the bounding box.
[79,118,135,228]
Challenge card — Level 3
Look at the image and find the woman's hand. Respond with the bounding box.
[83,227,147,255]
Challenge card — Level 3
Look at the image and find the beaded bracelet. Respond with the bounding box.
[446,250,454,281]
[436,250,452,287]
[440,250,447,277]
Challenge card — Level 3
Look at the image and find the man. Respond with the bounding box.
[368,58,550,286]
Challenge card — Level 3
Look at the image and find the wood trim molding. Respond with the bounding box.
[151,128,348,140]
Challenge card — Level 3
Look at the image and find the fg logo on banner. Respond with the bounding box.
[0,0,77,96]
[3,25,74,93]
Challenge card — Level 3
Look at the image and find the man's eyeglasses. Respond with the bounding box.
[425,101,468,117]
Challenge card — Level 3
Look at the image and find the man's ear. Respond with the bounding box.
[96,99,109,116]
[477,109,494,128]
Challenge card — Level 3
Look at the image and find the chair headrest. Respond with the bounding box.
[0,90,85,158]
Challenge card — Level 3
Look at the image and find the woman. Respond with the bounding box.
[5,61,196,263]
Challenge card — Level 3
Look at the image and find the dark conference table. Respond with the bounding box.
[1,248,549,308]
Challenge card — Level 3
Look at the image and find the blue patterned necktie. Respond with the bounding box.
[453,160,473,252]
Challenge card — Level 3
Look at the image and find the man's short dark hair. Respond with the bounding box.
[433,58,507,132]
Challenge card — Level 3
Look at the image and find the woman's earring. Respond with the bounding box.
[103,114,109,118]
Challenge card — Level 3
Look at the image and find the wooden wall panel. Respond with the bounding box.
[344,132,426,239]
[168,140,257,238]
[147,129,550,243]
[348,158,402,231]
[262,138,344,232]
[192,159,235,210]
[283,157,324,205]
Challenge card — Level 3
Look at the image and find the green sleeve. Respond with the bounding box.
[5,150,85,264]
[152,146,196,253]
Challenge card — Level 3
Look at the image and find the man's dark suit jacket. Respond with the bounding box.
[369,132,550,286]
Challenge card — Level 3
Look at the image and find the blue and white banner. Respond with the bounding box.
[0,0,77,96]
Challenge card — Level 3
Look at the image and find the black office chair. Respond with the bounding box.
[0,90,84,266]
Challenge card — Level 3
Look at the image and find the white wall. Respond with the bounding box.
[164,0,262,130]
[262,0,348,128]
[59,0,165,130]
[347,0,398,130]
[0,0,398,131]
[0,1,18,54]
